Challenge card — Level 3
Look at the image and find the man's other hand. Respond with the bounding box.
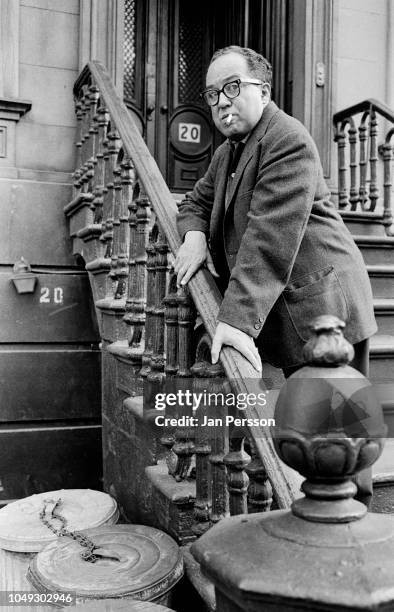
[211,322,262,373]
[174,230,218,287]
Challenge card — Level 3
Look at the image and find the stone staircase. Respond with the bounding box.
[340,211,394,508]
[93,207,394,611]
[119,212,394,523]
[66,69,394,610]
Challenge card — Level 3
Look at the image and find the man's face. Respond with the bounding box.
[205,52,270,140]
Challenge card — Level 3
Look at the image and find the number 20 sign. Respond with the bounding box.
[40,287,64,304]
[178,123,201,143]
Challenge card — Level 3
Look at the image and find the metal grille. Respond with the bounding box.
[124,0,136,101]
[178,6,205,103]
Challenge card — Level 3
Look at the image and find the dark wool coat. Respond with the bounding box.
[177,101,377,368]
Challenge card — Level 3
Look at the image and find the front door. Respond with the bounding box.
[123,0,292,192]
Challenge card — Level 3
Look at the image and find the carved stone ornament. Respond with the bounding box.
[273,314,387,522]
[192,316,394,611]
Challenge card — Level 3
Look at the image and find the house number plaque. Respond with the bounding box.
[178,123,201,143]
[170,109,211,157]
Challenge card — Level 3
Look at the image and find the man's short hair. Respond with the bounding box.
[210,46,272,85]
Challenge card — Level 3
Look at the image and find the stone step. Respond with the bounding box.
[373,380,394,437]
[354,235,394,265]
[371,483,394,514]
[374,299,394,335]
[367,265,394,298]
[102,394,163,524]
[145,460,196,545]
[373,439,394,485]
[369,333,394,380]
[356,335,394,434]
[372,439,394,514]
[370,333,394,354]
[341,210,386,237]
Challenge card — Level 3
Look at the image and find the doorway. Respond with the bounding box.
[123,0,292,192]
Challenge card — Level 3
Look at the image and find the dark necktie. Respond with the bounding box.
[228,141,245,178]
[213,142,246,291]
[226,141,244,206]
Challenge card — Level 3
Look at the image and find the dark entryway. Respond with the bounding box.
[123,0,292,192]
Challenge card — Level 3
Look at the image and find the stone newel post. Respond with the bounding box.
[192,316,394,611]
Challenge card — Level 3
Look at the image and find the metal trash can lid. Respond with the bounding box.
[27,525,183,602]
[0,489,119,552]
[75,600,175,611]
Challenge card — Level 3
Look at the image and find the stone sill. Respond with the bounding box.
[0,97,32,121]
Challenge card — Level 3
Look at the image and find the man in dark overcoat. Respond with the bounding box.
[174,46,377,503]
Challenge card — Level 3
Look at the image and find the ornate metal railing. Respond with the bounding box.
[66,61,300,536]
[333,99,394,235]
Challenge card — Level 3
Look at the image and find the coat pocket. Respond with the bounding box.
[283,266,349,341]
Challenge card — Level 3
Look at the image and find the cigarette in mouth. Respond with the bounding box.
[226,114,232,125]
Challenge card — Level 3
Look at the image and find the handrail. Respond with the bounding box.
[333,98,394,124]
[74,61,299,507]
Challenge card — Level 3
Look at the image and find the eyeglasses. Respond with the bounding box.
[200,78,263,107]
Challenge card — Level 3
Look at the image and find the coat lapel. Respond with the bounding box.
[224,101,280,211]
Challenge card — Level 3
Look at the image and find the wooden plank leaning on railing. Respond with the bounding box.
[333,98,394,235]
[72,60,300,508]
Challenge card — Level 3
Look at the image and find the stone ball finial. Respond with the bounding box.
[302,314,354,366]
[273,315,386,523]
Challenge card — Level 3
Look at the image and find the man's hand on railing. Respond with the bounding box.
[174,230,218,287]
[211,321,263,374]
